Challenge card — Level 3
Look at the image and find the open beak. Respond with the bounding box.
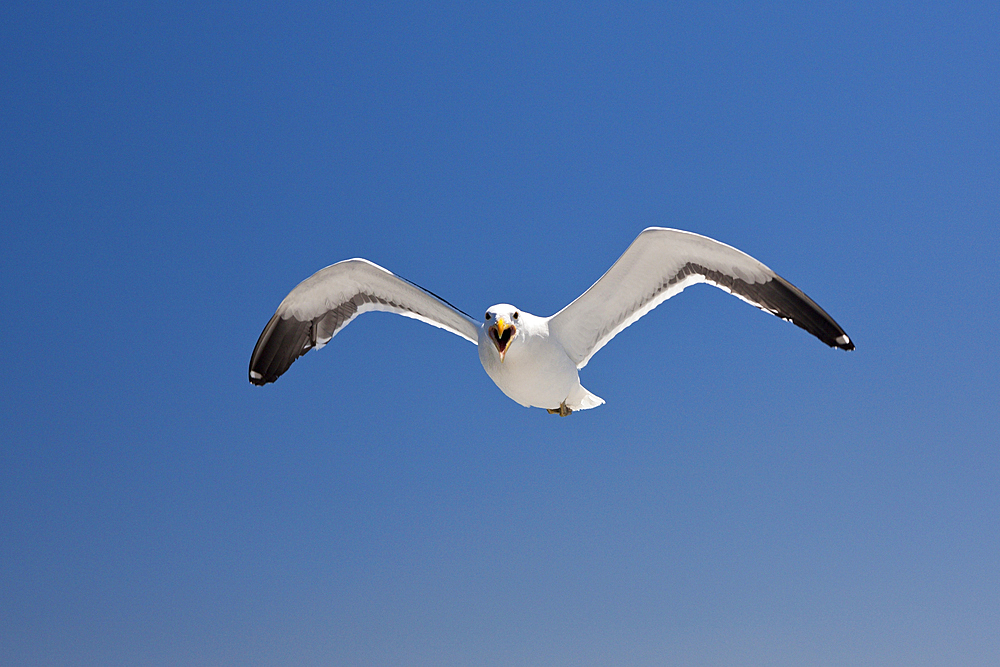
[489,317,515,363]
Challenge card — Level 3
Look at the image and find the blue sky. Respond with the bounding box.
[2,2,998,665]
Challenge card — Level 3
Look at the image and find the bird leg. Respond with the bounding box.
[546,402,573,417]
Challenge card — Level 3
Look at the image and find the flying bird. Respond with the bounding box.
[250,228,853,415]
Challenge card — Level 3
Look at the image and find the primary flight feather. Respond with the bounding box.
[249,228,853,415]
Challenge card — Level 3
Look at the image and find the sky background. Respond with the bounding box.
[2,2,998,665]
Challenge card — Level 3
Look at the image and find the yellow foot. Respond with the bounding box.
[546,402,573,417]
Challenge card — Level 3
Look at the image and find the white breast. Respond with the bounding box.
[477,315,582,410]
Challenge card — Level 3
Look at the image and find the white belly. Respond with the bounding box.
[478,331,592,410]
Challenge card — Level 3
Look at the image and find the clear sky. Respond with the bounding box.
[2,2,998,665]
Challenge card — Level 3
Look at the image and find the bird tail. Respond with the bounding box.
[569,386,605,411]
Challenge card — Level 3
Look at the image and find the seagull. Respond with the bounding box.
[249,228,853,415]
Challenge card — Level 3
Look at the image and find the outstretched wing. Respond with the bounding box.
[250,259,480,385]
[548,228,854,369]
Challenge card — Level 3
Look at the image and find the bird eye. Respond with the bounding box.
[513,311,519,320]
[485,312,491,320]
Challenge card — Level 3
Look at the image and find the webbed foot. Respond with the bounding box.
[546,402,573,417]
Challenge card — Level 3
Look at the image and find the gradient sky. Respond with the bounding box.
[2,2,998,665]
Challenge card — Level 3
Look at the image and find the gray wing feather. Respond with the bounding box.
[548,228,854,369]
[250,259,480,385]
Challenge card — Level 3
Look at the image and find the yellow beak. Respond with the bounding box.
[492,317,512,363]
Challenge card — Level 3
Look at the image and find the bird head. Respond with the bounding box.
[484,304,520,363]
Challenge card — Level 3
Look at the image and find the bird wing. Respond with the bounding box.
[249,259,480,385]
[547,227,854,369]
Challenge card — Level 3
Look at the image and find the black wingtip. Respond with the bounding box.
[248,311,315,386]
[759,274,854,353]
[248,370,272,386]
[833,334,855,351]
